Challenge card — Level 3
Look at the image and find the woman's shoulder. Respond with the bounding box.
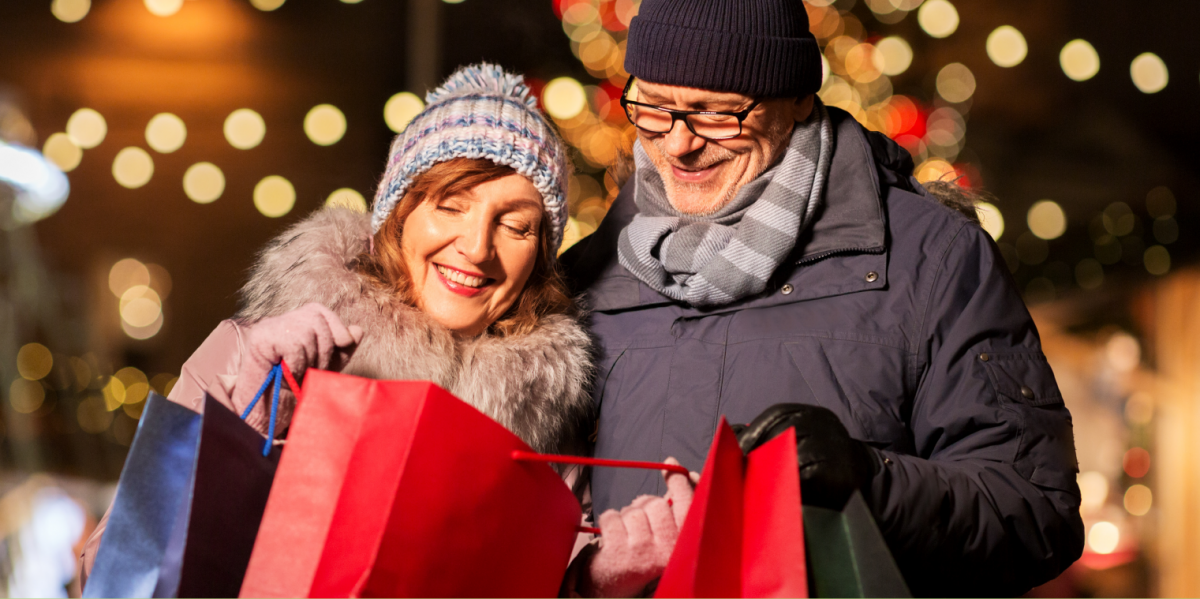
[236,207,375,322]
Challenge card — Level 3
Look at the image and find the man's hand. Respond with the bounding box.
[584,458,695,598]
[735,403,878,509]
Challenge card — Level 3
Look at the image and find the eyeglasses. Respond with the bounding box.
[619,77,761,141]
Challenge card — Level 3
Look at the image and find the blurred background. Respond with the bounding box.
[0,0,1197,596]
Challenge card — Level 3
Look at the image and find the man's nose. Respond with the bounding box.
[455,216,495,264]
[661,119,707,158]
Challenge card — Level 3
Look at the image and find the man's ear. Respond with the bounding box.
[792,94,816,122]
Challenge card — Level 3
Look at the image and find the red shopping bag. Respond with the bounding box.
[239,369,582,598]
[656,419,807,598]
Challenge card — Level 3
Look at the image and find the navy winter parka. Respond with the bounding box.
[561,108,1084,596]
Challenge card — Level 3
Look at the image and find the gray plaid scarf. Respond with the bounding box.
[617,102,833,307]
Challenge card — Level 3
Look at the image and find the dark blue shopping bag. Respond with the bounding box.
[84,383,284,598]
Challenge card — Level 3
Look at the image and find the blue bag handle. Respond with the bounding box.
[240,361,301,456]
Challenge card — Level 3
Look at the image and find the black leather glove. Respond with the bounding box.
[734,403,878,509]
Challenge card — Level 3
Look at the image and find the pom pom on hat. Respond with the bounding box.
[372,63,571,254]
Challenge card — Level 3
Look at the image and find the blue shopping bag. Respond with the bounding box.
[84,375,286,598]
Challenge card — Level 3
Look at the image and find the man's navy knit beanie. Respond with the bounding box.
[624,0,822,97]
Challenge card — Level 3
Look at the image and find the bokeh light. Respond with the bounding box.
[845,43,883,83]
[145,113,187,153]
[1125,484,1152,516]
[1130,52,1168,93]
[876,36,913,76]
[915,158,956,183]
[144,0,183,17]
[112,147,154,189]
[1125,393,1154,426]
[917,0,958,38]
[1075,259,1104,290]
[120,285,162,328]
[17,343,53,381]
[1088,521,1120,554]
[1144,245,1171,275]
[66,108,107,149]
[1146,186,1176,218]
[543,77,587,120]
[115,367,150,405]
[109,258,150,297]
[1107,332,1141,372]
[51,0,90,23]
[183,162,225,204]
[1078,471,1109,511]
[224,108,266,150]
[976,202,1005,241]
[384,92,425,133]
[9,379,45,414]
[326,188,367,212]
[254,175,296,218]
[146,263,172,299]
[936,63,976,103]
[1123,447,1151,478]
[77,395,113,433]
[304,104,347,146]
[123,314,163,340]
[43,133,82,172]
[250,0,286,10]
[1060,39,1100,81]
[986,26,1027,68]
[1027,200,1067,240]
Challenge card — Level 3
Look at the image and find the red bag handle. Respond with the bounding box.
[512,451,689,536]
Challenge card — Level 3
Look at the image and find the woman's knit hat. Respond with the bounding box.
[372,63,571,253]
[624,0,822,97]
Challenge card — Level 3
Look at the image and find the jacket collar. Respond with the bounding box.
[566,108,895,314]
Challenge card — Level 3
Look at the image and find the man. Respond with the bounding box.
[562,0,1084,595]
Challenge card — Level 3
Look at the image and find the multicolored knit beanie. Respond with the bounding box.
[371,63,572,253]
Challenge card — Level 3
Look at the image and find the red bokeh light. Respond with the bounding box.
[1123,447,1151,478]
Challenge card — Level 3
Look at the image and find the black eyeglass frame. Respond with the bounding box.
[618,77,762,141]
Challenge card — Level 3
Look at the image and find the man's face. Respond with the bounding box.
[632,80,813,215]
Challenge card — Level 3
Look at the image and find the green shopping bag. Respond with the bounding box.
[803,490,910,598]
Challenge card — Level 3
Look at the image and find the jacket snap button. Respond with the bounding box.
[781,284,794,295]
[1020,386,1035,399]
[865,271,879,283]
[979,353,990,362]
[883,457,893,466]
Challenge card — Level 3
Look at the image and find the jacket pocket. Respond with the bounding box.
[982,352,1079,492]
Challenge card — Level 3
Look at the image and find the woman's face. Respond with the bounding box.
[400,173,543,336]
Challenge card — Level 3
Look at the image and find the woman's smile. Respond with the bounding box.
[434,263,492,296]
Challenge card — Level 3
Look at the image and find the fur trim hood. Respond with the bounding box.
[237,208,593,455]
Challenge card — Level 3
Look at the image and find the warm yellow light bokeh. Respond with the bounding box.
[123,314,164,340]
[1125,484,1153,516]
[326,188,368,212]
[341,0,364,3]
[936,63,976,103]
[917,0,958,38]
[1060,39,1100,81]
[304,104,347,146]
[876,36,913,76]
[144,0,183,17]
[986,25,1027,68]
[250,0,287,10]
[543,77,587,120]
[10,379,45,414]
[1144,245,1171,275]
[384,92,425,133]
[1027,200,1067,240]
[43,133,82,172]
[255,176,296,218]
[17,343,53,381]
[1078,471,1109,511]
[109,258,150,297]
[67,108,107,149]
[145,113,187,153]
[1088,521,1120,554]
[976,202,1005,241]
[224,109,266,150]
[120,285,162,328]
[183,162,225,204]
[1130,52,1168,94]
[51,0,91,23]
[845,43,883,83]
[112,147,155,189]
[915,158,956,184]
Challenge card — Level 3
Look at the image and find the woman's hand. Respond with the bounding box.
[232,303,363,418]
[583,458,697,598]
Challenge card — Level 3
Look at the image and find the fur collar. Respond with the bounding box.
[237,208,593,455]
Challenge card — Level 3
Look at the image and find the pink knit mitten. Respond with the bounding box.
[583,458,696,598]
[232,303,363,430]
